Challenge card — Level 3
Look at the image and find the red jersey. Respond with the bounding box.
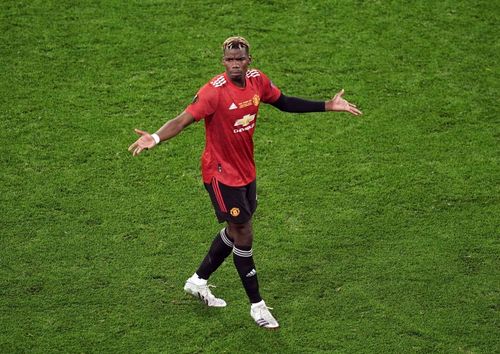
[186,69,281,187]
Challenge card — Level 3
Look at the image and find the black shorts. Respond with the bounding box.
[204,178,257,224]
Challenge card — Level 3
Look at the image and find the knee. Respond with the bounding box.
[228,221,253,247]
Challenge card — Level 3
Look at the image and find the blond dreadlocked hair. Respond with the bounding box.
[222,36,250,54]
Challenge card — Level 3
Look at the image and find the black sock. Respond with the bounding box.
[196,228,234,280]
[233,245,262,303]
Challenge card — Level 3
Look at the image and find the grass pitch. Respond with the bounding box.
[1,0,498,353]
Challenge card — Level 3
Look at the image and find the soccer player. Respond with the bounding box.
[128,36,362,329]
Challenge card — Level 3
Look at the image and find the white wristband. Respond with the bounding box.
[151,133,161,145]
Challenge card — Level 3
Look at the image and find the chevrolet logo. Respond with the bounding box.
[234,114,255,127]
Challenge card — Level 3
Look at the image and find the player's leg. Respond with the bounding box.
[227,180,279,329]
[193,180,237,280]
[228,220,279,329]
[195,227,234,280]
[183,181,235,307]
[227,220,260,303]
[184,226,233,307]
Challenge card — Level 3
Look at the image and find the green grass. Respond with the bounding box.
[1,0,498,353]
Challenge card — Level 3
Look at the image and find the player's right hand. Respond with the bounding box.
[128,129,156,156]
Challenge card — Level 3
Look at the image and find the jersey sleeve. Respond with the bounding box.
[185,83,218,121]
[259,71,282,104]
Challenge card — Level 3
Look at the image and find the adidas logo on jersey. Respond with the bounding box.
[229,102,238,110]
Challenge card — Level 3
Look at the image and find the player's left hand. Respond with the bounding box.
[326,89,362,115]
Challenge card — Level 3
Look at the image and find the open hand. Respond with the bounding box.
[326,89,362,115]
[128,129,156,156]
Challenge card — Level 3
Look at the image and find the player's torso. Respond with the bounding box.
[200,70,267,185]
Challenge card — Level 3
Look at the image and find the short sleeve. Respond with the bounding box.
[259,71,281,104]
[185,83,218,121]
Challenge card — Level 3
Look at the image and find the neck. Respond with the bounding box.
[230,76,246,88]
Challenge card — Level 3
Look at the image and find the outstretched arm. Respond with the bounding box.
[270,94,325,113]
[128,110,195,156]
[271,89,362,116]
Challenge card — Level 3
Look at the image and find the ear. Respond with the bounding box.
[248,55,252,64]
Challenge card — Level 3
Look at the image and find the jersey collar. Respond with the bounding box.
[224,72,248,90]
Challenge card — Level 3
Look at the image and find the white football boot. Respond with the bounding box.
[184,280,227,307]
[250,300,279,329]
